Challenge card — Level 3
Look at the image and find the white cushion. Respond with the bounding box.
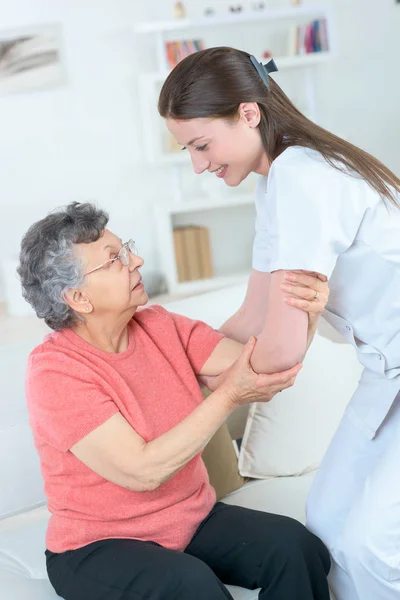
[0,506,59,599]
[0,505,50,579]
[0,341,47,518]
[238,330,363,478]
[224,470,316,523]
[0,573,58,600]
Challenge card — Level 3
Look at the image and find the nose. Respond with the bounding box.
[128,252,144,271]
[191,154,210,175]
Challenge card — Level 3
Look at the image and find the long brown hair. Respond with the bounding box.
[159,47,399,206]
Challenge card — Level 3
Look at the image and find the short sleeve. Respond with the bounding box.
[252,151,367,278]
[27,351,119,452]
[155,307,224,374]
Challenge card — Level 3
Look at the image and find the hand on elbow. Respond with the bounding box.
[220,337,302,407]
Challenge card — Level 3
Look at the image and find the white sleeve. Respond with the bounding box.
[252,155,367,278]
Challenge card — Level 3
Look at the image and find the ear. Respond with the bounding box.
[238,102,261,128]
[64,288,93,315]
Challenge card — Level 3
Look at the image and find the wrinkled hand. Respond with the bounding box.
[280,271,330,316]
[221,337,302,407]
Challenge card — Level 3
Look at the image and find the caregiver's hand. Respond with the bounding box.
[221,337,302,407]
[281,271,330,316]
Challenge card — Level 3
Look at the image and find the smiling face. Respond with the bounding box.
[166,103,270,186]
[66,229,148,320]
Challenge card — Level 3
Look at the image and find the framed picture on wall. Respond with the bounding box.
[0,23,66,95]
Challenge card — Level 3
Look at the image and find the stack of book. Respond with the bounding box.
[165,39,205,70]
[288,18,329,55]
[173,226,214,282]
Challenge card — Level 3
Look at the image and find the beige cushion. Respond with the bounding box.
[201,388,247,500]
[202,423,247,500]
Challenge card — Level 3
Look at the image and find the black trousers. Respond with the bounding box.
[46,502,331,600]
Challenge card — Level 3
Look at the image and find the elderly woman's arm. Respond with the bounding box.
[70,388,236,492]
[70,345,300,493]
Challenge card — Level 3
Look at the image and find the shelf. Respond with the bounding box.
[173,270,250,295]
[272,50,334,69]
[164,194,254,214]
[139,51,334,85]
[134,5,330,34]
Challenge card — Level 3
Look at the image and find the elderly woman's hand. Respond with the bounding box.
[220,337,302,407]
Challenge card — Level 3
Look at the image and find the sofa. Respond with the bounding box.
[0,282,353,599]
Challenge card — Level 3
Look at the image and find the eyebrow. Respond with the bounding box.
[103,238,122,251]
[185,136,204,146]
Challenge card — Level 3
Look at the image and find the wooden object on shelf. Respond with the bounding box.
[173,225,214,282]
[197,226,214,279]
[173,227,187,282]
[183,226,202,281]
[173,1,186,19]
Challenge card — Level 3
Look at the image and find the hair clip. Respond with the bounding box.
[249,55,278,88]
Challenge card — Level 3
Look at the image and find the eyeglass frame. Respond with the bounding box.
[84,239,138,276]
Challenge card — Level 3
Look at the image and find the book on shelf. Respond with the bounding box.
[173,228,187,282]
[173,225,214,283]
[184,226,202,281]
[197,227,213,280]
[288,18,329,56]
[165,39,205,70]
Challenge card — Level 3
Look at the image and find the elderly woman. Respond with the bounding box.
[19,202,331,600]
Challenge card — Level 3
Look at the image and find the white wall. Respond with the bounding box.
[314,0,400,172]
[0,0,159,302]
[0,0,399,304]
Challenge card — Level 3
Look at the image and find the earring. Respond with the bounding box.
[85,306,90,312]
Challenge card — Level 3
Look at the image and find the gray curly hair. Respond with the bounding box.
[18,202,109,331]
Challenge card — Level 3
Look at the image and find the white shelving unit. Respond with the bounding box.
[134,5,336,294]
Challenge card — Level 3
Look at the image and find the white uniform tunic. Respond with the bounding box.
[253,145,400,437]
[252,145,400,600]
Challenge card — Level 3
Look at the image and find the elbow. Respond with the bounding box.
[138,478,162,492]
[141,475,163,491]
[119,454,164,492]
[122,472,162,492]
[251,342,306,374]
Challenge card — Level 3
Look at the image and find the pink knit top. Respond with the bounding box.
[26,305,223,553]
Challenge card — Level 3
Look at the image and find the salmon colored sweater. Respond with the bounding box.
[26,305,223,553]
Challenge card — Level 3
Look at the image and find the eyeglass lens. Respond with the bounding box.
[119,240,137,266]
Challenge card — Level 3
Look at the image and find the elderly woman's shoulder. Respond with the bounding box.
[27,329,92,374]
[134,304,170,322]
[29,330,64,358]
[26,329,108,397]
[133,304,184,333]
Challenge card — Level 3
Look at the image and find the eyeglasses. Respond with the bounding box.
[85,239,138,276]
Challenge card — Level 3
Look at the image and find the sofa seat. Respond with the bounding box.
[0,472,335,600]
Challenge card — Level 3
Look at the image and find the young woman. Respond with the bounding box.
[158,46,400,600]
